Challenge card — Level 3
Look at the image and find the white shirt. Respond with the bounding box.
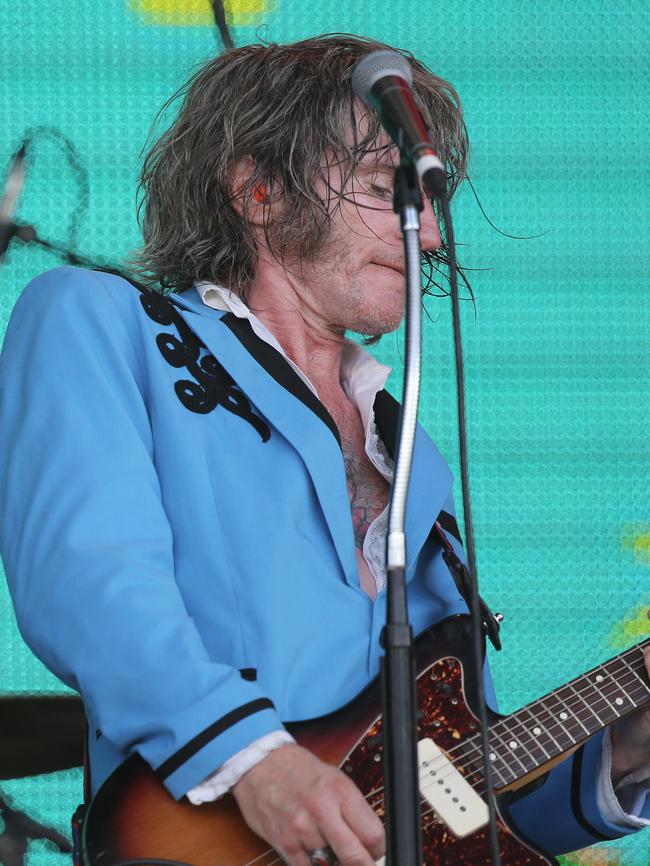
[185,280,649,831]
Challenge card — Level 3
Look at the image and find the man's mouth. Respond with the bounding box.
[372,261,404,276]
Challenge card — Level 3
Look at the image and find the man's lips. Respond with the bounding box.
[372,261,404,276]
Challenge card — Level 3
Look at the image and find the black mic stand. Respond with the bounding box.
[381,162,425,866]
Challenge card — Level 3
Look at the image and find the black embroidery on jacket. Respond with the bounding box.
[136,288,271,442]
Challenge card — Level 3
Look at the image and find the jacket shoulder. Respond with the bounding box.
[1,267,159,380]
[16,266,149,315]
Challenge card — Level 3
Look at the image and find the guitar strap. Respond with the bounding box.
[432,519,502,652]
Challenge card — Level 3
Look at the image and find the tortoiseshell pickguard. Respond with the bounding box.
[340,656,553,866]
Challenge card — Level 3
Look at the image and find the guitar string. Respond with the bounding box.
[242,798,499,866]
[415,661,650,790]
[340,657,650,811]
[231,649,650,866]
[476,661,648,771]
[399,657,648,786]
[437,653,650,779]
[467,677,643,780]
[347,653,650,805]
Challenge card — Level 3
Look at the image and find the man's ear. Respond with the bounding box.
[228,156,281,227]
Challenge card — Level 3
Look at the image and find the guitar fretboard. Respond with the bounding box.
[455,638,650,791]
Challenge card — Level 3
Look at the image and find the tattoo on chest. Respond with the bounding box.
[342,436,389,550]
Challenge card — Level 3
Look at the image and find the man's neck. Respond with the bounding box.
[247,275,347,396]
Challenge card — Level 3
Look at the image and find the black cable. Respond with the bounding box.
[438,190,502,866]
[0,125,105,280]
[211,0,234,51]
[22,126,91,253]
[29,233,122,272]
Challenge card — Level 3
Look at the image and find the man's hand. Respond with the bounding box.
[610,646,650,786]
[232,743,385,866]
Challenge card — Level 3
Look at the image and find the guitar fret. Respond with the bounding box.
[489,714,555,779]
[497,710,555,761]
[554,673,621,728]
[503,706,552,764]
[574,675,625,723]
[502,698,569,757]
[452,740,510,788]
[605,654,650,707]
[564,681,603,733]
[456,727,529,785]
[553,685,594,737]
[620,654,650,696]
[537,692,581,745]
[488,728,532,781]
[590,675,624,719]
[501,706,562,756]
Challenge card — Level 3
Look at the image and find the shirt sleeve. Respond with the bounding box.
[596,726,650,828]
[186,731,296,804]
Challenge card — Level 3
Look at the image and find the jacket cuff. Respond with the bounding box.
[597,726,650,827]
[138,689,287,800]
[571,728,643,840]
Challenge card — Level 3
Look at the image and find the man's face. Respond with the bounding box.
[291,125,443,337]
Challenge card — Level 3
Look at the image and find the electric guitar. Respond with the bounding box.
[82,615,650,866]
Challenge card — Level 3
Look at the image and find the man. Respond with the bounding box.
[0,33,648,866]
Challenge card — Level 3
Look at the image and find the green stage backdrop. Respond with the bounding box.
[0,1,648,864]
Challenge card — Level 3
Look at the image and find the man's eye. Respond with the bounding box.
[370,184,392,199]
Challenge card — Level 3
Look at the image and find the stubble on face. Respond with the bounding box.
[304,197,405,339]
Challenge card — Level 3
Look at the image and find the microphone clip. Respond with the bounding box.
[392,162,424,215]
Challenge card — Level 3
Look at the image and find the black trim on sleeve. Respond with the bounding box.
[155,697,275,782]
[570,744,618,842]
[220,313,342,448]
[497,792,558,865]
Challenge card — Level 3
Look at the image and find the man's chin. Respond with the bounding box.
[348,314,403,341]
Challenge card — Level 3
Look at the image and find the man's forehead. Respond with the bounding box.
[357,150,398,172]
[349,105,399,171]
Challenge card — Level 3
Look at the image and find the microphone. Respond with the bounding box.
[351,50,447,197]
[0,143,29,262]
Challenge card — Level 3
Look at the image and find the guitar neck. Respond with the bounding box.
[458,638,650,792]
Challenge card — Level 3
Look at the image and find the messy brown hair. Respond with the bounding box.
[125,32,469,302]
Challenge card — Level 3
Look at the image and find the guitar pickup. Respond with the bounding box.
[417,737,489,838]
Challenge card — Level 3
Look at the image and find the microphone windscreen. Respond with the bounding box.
[351,50,413,103]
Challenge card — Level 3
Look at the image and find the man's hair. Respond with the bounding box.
[125,33,469,301]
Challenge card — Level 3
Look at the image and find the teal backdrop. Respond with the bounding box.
[0,1,648,864]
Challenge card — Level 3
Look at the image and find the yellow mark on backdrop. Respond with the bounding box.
[621,523,650,566]
[610,596,650,649]
[130,0,274,26]
[558,847,622,865]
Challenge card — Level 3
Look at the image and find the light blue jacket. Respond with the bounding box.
[0,267,643,856]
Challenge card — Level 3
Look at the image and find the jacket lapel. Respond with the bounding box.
[166,287,455,586]
[373,389,455,574]
[167,288,360,587]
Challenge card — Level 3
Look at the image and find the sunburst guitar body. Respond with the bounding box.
[82,615,650,866]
